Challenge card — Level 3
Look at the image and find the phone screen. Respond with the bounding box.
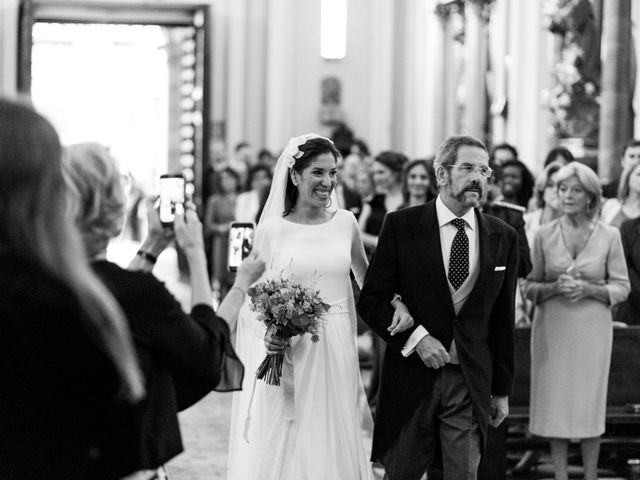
[228,222,255,272]
[159,174,185,225]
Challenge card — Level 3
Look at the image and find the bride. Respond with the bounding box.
[227,134,379,479]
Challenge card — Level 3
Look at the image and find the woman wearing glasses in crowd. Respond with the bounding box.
[523,162,629,480]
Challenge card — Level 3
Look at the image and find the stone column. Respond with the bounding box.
[435,1,464,139]
[264,0,296,152]
[226,0,248,156]
[462,0,490,139]
[598,0,633,183]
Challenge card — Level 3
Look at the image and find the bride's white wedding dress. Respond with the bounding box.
[227,209,373,480]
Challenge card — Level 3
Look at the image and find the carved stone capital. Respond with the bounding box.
[434,0,464,20]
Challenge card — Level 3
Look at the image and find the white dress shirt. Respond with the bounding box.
[401,195,479,360]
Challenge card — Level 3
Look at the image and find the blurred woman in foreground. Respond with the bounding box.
[0,98,144,479]
[64,142,264,478]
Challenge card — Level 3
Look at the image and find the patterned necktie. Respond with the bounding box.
[448,218,469,291]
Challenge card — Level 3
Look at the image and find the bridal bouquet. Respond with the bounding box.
[247,274,332,385]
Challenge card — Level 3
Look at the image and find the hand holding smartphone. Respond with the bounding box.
[158,173,186,227]
[227,222,255,272]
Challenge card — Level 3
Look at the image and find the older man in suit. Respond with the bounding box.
[358,135,518,480]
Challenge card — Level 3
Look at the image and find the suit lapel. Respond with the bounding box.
[410,201,455,316]
[458,210,497,318]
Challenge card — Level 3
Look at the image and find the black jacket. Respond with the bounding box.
[357,201,518,478]
[92,261,243,474]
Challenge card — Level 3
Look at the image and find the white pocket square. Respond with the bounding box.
[494,266,506,271]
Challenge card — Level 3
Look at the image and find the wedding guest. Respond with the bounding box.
[355,166,375,204]
[490,142,518,167]
[523,162,629,480]
[602,140,640,198]
[235,163,272,223]
[257,148,276,171]
[617,217,640,325]
[357,151,407,414]
[524,161,564,246]
[341,153,363,191]
[600,161,640,229]
[510,161,565,473]
[204,167,242,295]
[0,98,145,480]
[496,158,535,209]
[399,159,436,209]
[64,142,264,478]
[229,141,255,187]
[543,146,574,168]
[359,151,407,254]
[336,154,363,218]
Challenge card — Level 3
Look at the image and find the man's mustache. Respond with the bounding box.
[463,182,483,194]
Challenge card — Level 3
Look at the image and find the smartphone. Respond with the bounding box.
[227,222,255,272]
[158,173,186,227]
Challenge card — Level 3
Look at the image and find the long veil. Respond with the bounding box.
[226,133,338,479]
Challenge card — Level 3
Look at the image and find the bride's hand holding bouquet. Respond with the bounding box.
[248,275,331,385]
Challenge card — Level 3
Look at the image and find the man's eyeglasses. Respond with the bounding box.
[445,164,493,178]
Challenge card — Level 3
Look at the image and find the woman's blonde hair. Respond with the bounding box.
[64,142,127,257]
[555,162,603,218]
[0,98,144,403]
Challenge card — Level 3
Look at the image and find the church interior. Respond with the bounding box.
[2,1,640,479]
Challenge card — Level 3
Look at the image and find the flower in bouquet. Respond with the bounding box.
[247,272,332,385]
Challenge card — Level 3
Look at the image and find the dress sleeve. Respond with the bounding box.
[128,273,244,410]
[605,228,631,306]
[350,212,369,288]
[522,228,547,305]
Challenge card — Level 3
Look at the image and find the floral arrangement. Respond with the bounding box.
[544,0,600,141]
[247,273,332,385]
[545,58,599,141]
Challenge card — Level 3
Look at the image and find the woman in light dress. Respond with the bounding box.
[227,134,410,480]
[523,162,630,480]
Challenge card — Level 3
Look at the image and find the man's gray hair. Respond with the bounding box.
[433,135,488,172]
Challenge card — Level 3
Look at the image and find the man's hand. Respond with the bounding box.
[415,335,450,369]
[489,395,509,427]
[388,301,414,336]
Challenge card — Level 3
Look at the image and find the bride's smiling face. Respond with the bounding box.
[293,153,338,209]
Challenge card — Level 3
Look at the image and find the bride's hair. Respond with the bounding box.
[283,137,340,215]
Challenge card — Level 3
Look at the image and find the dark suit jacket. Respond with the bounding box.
[483,202,532,278]
[92,261,243,474]
[616,218,640,324]
[357,200,518,476]
[0,254,123,480]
